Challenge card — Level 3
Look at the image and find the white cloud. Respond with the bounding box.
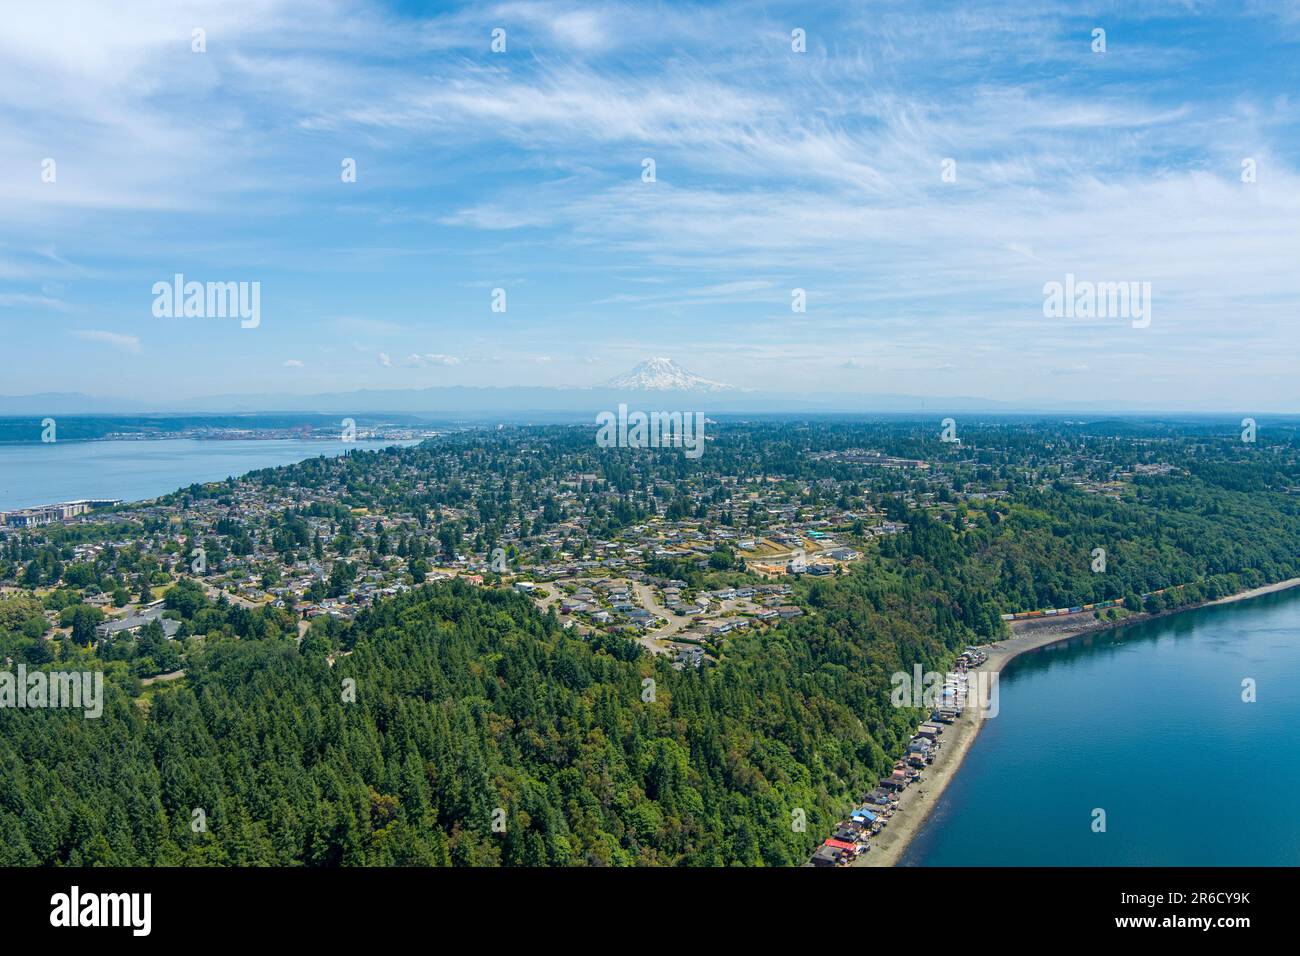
[2,1,1297,408]
[0,292,70,310]
[393,352,463,367]
[72,329,141,353]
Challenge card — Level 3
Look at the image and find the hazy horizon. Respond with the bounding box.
[3,1,1298,408]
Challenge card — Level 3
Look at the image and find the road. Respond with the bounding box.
[140,669,185,686]
[200,582,262,609]
[526,577,695,657]
[533,581,564,610]
[631,581,692,655]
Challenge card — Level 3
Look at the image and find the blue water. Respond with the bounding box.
[902,588,1300,865]
[0,438,416,511]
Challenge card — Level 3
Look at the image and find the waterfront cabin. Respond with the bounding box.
[833,823,865,844]
[810,845,844,867]
[851,811,883,834]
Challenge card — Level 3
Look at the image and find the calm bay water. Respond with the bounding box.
[0,438,416,511]
[903,587,1300,866]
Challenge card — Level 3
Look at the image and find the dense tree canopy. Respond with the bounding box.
[2,417,1298,865]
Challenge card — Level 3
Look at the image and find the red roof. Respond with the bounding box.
[823,838,856,851]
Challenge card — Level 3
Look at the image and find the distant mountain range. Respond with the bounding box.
[0,360,1293,418]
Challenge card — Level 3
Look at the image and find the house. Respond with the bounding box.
[833,822,866,843]
[675,646,705,668]
[95,605,181,642]
[810,845,844,867]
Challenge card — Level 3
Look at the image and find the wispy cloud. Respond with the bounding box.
[389,353,463,368]
[71,329,141,353]
[0,0,1296,408]
[0,292,70,310]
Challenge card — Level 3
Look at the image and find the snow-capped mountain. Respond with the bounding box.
[603,357,734,392]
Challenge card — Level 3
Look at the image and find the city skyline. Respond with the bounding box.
[2,0,1299,409]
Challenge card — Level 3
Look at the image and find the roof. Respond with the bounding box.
[811,846,842,864]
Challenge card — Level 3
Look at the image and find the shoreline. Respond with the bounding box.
[0,435,424,446]
[855,575,1300,868]
[0,438,421,514]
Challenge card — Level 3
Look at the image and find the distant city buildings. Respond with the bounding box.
[0,499,120,527]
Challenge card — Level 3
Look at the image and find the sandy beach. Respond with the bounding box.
[854,576,1300,867]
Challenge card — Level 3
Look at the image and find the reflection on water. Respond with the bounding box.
[903,588,1300,865]
[0,438,416,510]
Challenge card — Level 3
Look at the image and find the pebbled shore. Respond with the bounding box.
[853,576,1300,867]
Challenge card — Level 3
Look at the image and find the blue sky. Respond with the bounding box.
[1,0,1298,409]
